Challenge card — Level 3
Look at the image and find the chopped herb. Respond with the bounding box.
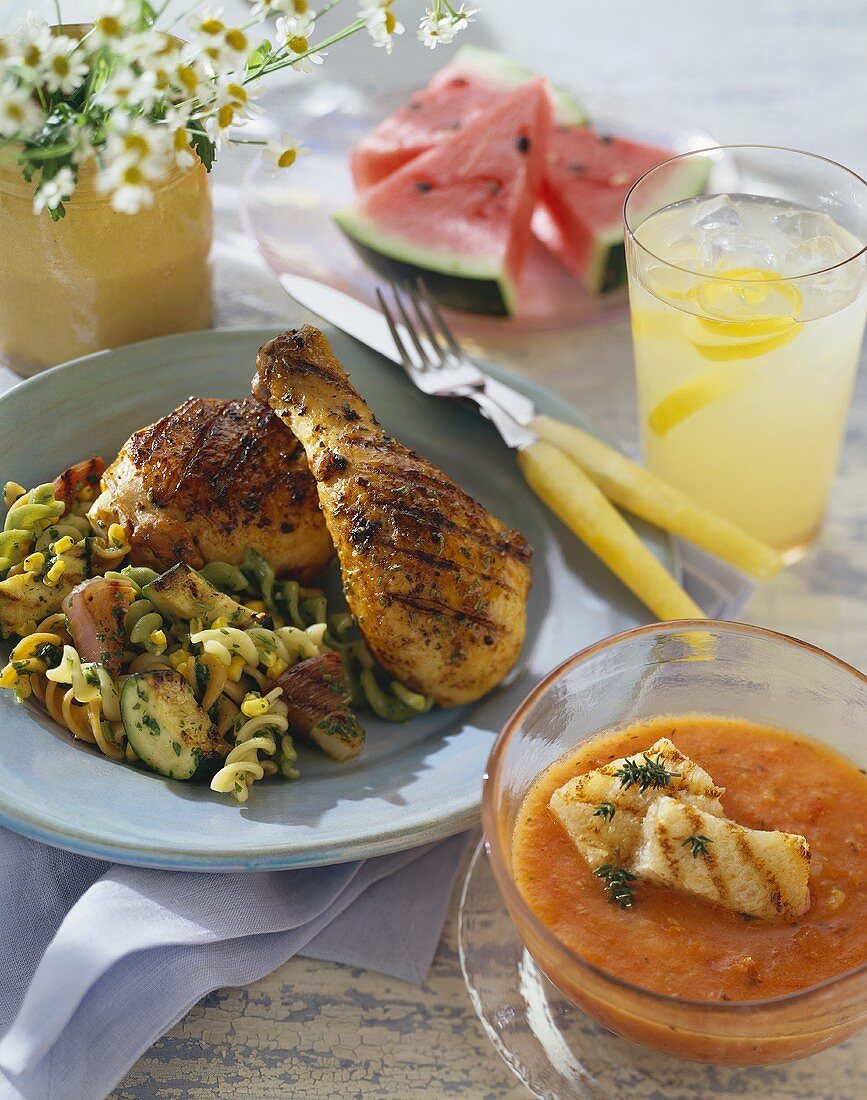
[141,714,161,735]
[683,834,713,858]
[613,753,679,793]
[172,741,182,757]
[594,864,637,910]
[593,801,617,823]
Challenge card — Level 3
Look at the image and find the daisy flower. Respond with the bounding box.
[203,80,262,146]
[98,118,173,214]
[42,37,89,96]
[15,18,51,80]
[0,80,44,138]
[359,2,405,54]
[94,67,159,111]
[90,0,137,49]
[417,5,476,49]
[262,131,310,171]
[252,0,311,19]
[33,166,76,215]
[164,107,198,170]
[275,15,323,73]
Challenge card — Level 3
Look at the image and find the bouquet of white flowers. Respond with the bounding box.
[0,0,476,219]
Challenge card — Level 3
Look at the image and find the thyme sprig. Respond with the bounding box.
[594,864,637,910]
[613,753,679,794]
[683,834,713,858]
[592,801,617,823]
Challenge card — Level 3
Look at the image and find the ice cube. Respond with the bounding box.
[773,209,836,241]
[690,195,744,232]
[697,233,777,273]
[782,234,849,276]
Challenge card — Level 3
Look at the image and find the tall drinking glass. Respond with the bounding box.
[624,146,867,561]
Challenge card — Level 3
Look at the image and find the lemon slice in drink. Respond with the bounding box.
[646,268,804,435]
[648,367,750,437]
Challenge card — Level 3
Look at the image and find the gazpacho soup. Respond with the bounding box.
[513,714,867,1004]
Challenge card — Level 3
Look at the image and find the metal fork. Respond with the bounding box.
[375,281,537,449]
[375,279,703,621]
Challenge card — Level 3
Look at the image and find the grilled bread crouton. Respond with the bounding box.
[632,796,811,919]
[548,737,725,867]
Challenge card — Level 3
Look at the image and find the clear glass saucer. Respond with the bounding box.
[457,840,867,1100]
[240,81,737,340]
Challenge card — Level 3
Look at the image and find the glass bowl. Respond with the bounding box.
[482,620,867,1065]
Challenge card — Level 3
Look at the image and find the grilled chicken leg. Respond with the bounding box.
[253,327,532,707]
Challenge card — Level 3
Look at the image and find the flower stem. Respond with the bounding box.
[53,0,63,27]
[246,18,365,81]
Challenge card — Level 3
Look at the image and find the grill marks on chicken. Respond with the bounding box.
[102,397,333,582]
[253,326,532,707]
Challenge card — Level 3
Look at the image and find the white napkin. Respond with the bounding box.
[0,547,750,1100]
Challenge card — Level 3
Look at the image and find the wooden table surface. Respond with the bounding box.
[4,1,867,1096]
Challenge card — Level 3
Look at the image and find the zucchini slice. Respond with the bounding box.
[121,669,230,781]
[142,563,271,630]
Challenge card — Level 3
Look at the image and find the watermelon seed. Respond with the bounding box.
[569,163,587,173]
[416,181,432,192]
[449,78,469,87]
[599,134,614,144]
[409,101,422,111]
[488,181,501,194]
[515,135,531,154]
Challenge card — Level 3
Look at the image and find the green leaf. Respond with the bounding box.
[247,40,273,77]
[187,121,217,172]
[138,1,158,30]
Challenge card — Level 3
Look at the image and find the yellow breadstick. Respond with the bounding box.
[518,440,703,621]
[532,415,782,580]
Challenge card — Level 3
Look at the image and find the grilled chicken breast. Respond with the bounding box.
[253,326,532,707]
[102,397,333,581]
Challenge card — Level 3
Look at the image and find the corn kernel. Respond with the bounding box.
[241,694,269,717]
[107,523,128,546]
[269,658,288,678]
[168,649,189,671]
[211,616,230,630]
[149,629,167,652]
[3,482,25,509]
[43,560,67,587]
[78,484,94,502]
[0,664,20,688]
[245,599,267,613]
[52,536,74,555]
[227,654,246,681]
[23,552,45,574]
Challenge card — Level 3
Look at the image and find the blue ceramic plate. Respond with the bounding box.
[0,327,673,870]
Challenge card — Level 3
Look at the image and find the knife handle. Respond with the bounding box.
[517,440,704,621]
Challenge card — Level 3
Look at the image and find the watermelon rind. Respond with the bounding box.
[334,206,518,316]
[539,151,714,294]
[445,45,588,128]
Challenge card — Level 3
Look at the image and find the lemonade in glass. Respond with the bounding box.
[625,147,867,559]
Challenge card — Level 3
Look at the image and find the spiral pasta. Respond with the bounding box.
[210,687,293,803]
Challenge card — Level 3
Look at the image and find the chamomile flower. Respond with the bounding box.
[33,166,76,215]
[418,5,476,49]
[0,80,43,138]
[95,66,159,111]
[42,37,89,96]
[90,0,137,49]
[359,2,405,54]
[14,18,51,80]
[203,79,262,145]
[164,107,197,169]
[189,8,250,70]
[252,0,311,18]
[274,15,322,72]
[262,131,310,171]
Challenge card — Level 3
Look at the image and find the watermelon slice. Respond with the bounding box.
[533,128,710,293]
[335,81,553,317]
[351,46,586,192]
